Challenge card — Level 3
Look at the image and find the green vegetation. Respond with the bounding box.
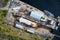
[3,0,8,7]
[0,9,43,40]
[0,0,8,7]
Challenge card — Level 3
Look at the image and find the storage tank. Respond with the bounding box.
[19,18,38,28]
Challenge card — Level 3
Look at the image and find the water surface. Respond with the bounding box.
[20,0,60,18]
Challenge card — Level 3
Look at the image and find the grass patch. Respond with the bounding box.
[0,9,8,21]
[0,0,8,7]
[3,0,8,7]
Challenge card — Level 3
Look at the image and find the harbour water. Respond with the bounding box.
[20,0,60,40]
[20,0,60,18]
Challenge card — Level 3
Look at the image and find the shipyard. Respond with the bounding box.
[0,0,60,40]
[5,0,60,40]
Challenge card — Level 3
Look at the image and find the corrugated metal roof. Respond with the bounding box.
[30,11,44,20]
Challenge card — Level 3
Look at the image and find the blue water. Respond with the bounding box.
[20,0,60,40]
[20,0,60,18]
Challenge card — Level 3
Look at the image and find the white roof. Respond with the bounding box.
[27,28,35,33]
[19,18,32,25]
[15,24,24,29]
